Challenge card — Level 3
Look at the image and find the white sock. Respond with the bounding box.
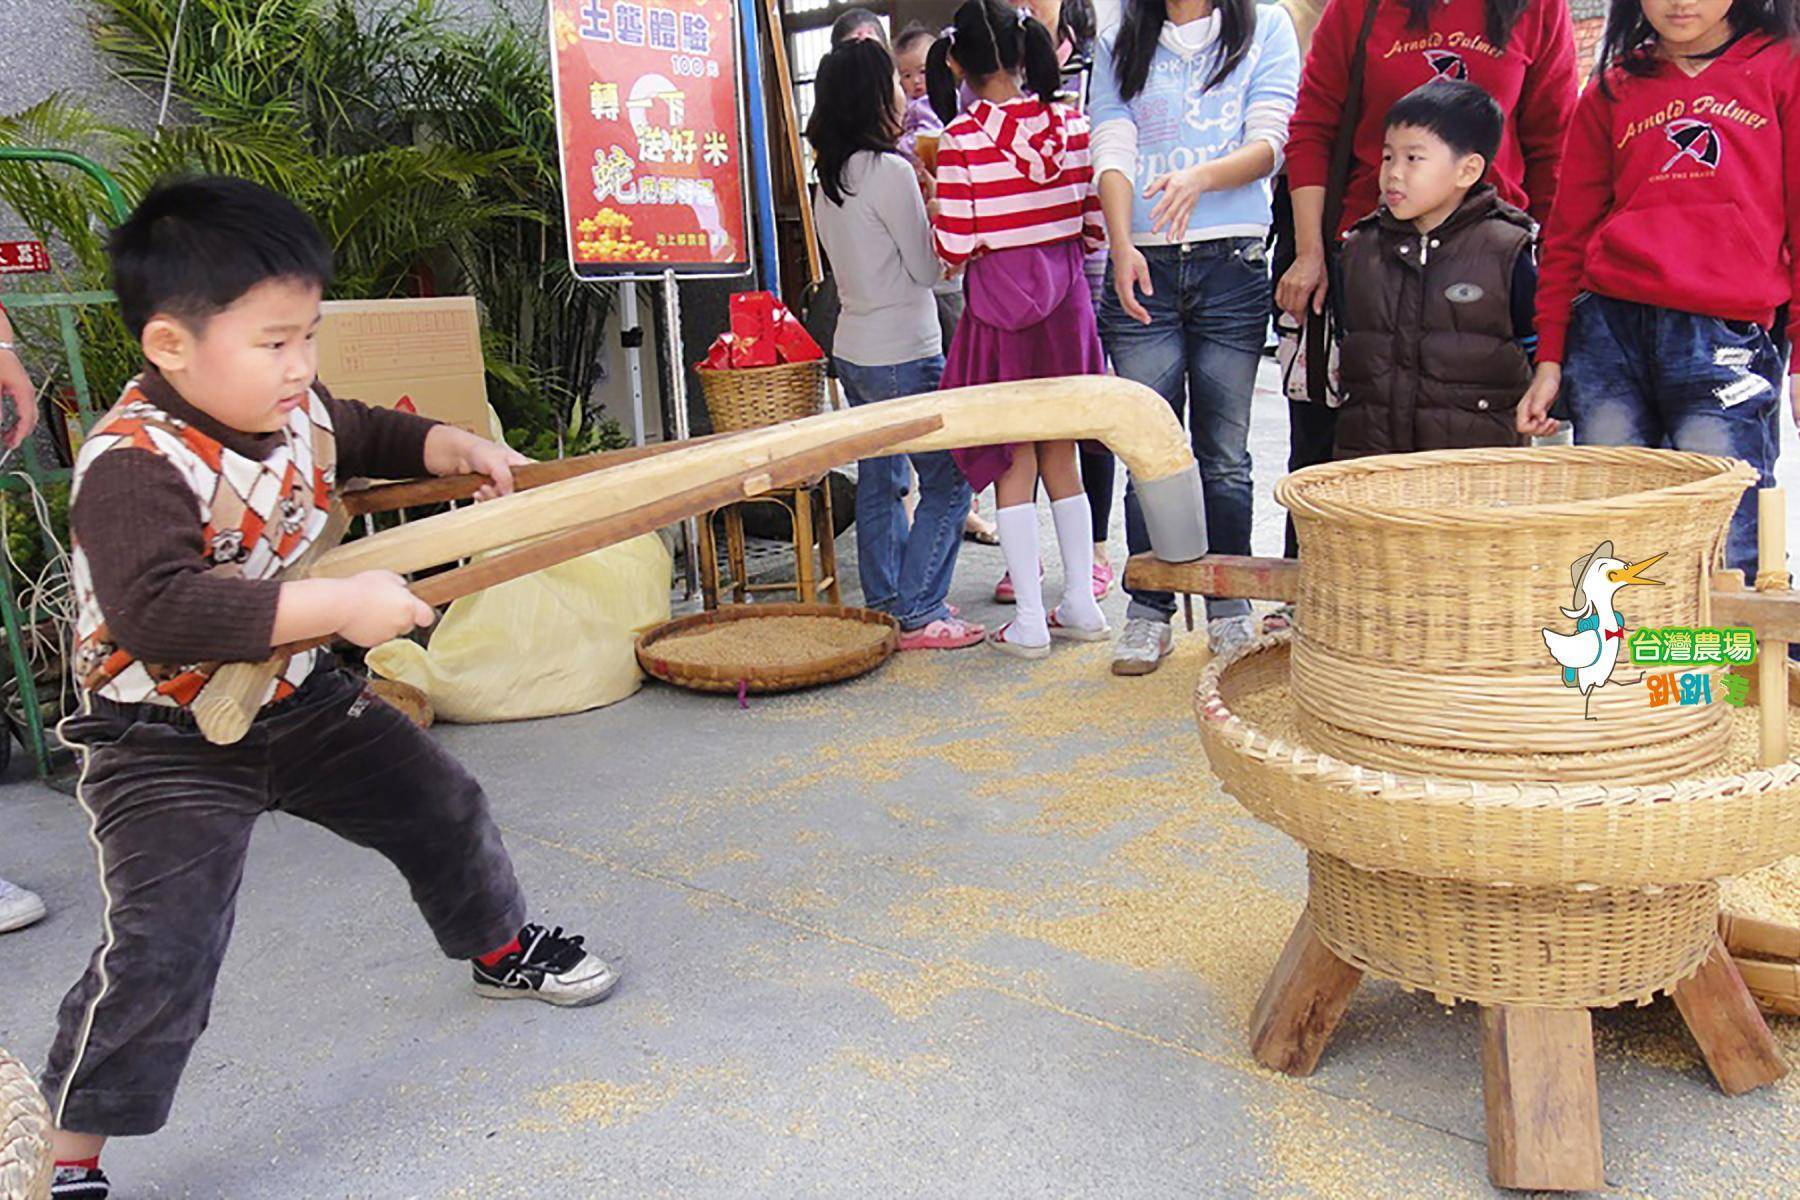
[1050,494,1106,630]
[995,503,1048,646]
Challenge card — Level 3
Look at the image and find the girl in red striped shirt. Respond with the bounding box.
[927,0,1110,658]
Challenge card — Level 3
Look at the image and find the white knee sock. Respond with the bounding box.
[1050,495,1106,630]
[995,503,1048,646]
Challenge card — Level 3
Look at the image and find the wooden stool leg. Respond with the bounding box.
[1249,911,1363,1077]
[1480,1006,1605,1192]
[725,505,748,604]
[1673,936,1790,1096]
[697,509,720,611]
[818,478,841,605]
[793,485,817,603]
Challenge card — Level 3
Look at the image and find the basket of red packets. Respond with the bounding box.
[696,291,827,432]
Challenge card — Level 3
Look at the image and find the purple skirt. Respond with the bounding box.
[942,240,1105,492]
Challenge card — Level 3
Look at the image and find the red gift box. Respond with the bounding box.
[701,292,823,369]
[729,332,777,368]
[699,333,737,371]
[773,311,823,363]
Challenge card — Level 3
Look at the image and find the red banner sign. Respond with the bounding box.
[549,0,750,279]
[0,241,51,275]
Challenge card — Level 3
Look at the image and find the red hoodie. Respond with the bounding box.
[1287,0,1578,235]
[1536,35,1800,367]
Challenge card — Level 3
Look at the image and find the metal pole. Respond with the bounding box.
[736,0,782,289]
[663,269,700,597]
[620,282,646,447]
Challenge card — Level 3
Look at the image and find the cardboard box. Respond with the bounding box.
[316,297,491,435]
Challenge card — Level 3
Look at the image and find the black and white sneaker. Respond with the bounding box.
[51,1166,110,1198]
[471,923,619,1007]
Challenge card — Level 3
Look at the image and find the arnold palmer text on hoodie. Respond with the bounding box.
[1287,0,1577,236]
[1086,9,1300,246]
[932,97,1105,268]
[1535,34,1800,367]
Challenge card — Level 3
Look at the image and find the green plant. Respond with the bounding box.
[0,0,628,454]
[411,5,626,456]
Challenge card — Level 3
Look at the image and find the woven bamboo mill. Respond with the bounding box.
[1133,445,1800,1192]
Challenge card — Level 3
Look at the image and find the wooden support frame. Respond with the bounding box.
[1248,911,1363,1077]
[1480,1006,1606,1192]
[1671,938,1790,1096]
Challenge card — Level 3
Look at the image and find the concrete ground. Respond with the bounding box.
[2,364,1798,1198]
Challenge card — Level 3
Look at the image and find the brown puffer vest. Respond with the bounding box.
[1334,185,1534,459]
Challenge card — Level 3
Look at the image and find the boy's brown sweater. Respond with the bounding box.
[70,368,437,705]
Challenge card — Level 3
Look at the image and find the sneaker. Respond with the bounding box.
[1207,615,1259,661]
[1092,560,1115,600]
[51,1167,109,1198]
[0,877,46,934]
[988,621,1051,660]
[899,616,987,651]
[1111,617,1174,676]
[471,923,619,1007]
[1047,607,1110,642]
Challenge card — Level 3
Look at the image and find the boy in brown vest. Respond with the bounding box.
[41,177,619,1200]
[1333,79,1539,459]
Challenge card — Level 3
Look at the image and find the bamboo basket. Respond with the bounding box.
[1307,852,1718,1008]
[0,1047,51,1200]
[1276,446,1757,781]
[637,603,897,694]
[1194,635,1800,888]
[696,360,825,432]
[1195,634,1800,1006]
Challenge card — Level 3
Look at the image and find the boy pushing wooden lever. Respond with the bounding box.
[40,177,619,1200]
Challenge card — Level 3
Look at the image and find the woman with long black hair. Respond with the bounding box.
[1088,0,1300,674]
[807,40,986,652]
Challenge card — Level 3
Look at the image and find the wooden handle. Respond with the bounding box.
[342,434,732,516]
[192,506,355,745]
[244,414,945,665]
[312,376,1193,581]
[1757,488,1788,767]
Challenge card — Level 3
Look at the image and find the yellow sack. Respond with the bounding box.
[366,532,671,723]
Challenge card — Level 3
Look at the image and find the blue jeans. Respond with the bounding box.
[1563,294,1783,582]
[833,355,968,630]
[1100,237,1268,621]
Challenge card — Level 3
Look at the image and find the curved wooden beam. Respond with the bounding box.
[311,377,1205,580]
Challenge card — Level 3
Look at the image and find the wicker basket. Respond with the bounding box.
[696,360,826,432]
[637,603,897,694]
[1193,634,1800,888]
[0,1046,51,1200]
[1307,852,1718,1008]
[1194,634,1800,1006]
[1276,446,1757,781]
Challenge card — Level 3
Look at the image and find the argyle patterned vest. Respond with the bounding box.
[70,377,338,708]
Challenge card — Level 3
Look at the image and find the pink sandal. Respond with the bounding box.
[899,616,987,651]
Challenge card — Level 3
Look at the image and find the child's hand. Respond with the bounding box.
[1144,164,1216,243]
[1112,245,1155,326]
[1789,375,1800,430]
[1516,363,1563,437]
[336,572,436,647]
[425,426,533,500]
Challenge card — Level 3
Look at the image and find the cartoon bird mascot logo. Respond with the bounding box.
[1541,541,1664,720]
